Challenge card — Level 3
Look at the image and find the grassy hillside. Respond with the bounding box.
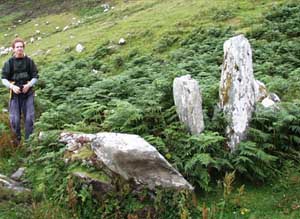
[0,0,299,218]
[0,0,289,65]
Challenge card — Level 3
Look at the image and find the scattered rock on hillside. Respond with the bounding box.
[10,167,26,181]
[102,3,110,12]
[63,25,69,31]
[173,74,205,135]
[219,34,256,151]
[0,47,12,56]
[118,38,126,45]
[60,132,193,191]
[261,93,280,108]
[76,43,85,53]
[92,69,99,74]
[254,80,281,108]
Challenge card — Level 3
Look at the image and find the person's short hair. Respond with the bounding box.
[12,38,25,49]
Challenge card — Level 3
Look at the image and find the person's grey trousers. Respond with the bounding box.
[9,91,34,140]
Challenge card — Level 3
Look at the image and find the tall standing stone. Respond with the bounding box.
[173,74,205,135]
[219,35,256,151]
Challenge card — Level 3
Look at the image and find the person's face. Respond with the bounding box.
[13,42,24,57]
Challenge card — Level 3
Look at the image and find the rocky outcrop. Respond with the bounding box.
[219,35,256,151]
[60,132,193,191]
[173,74,205,135]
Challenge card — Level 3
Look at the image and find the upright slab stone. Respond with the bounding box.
[173,74,204,135]
[219,35,256,151]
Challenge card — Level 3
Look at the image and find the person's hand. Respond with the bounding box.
[11,85,21,94]
[22,84,31,94]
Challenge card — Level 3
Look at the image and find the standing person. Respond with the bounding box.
[1,38,39,144]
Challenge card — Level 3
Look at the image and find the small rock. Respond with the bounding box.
[35,23,39,27]
[64,46,72,52]
[101,3,110,10]
[261,98,275,108]
[35,30,40,34]
[118,38,126,45]
[10,167,26,181]
[76,43,84,53]
[38,132,45,141]
[63,25,69,31]
[92,69,98,74]
[269,93,280,102]
[30,37,34,43]
[261,93,280,108]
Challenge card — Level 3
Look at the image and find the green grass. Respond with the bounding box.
[0,0,292,66]
[200,165,300,219]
